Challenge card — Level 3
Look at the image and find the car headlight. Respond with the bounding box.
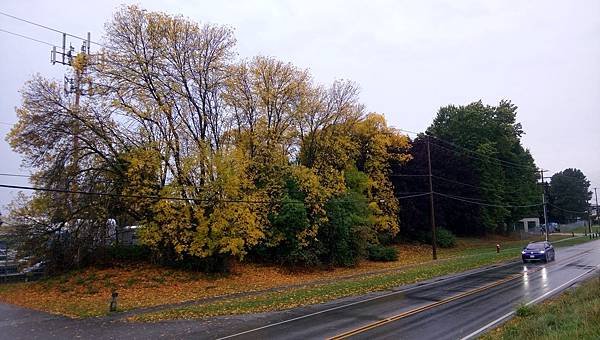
[521,251,526,254]
[540,250,545,254]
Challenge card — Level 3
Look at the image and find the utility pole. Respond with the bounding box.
[540,170,549,242]
[595,187,599,232]
[588,205,592,237]
[426,135,437,260]
[50,33,91,209]
[50,33,93,266]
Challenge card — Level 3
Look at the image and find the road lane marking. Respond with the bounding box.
[327,269,540,340]
[459,264,600,340]
[218,241,596,340]
[216,261,522,340]
[329,246,595,340]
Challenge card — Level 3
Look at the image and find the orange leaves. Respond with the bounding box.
[0,235,531,318]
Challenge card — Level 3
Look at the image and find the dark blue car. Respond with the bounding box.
[522,241,555,263]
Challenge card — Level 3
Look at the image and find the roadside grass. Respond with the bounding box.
[551,235,596,248]
[131,250,521,321]
[567,225,600,234]
[482,277,600,340]
[0,234,586,319]
[130,235,587,322]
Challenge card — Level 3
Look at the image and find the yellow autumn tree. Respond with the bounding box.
[351,113,412,237]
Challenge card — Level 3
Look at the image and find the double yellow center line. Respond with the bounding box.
[328,267,542,339]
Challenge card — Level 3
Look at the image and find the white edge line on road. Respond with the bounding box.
[220,239,595,340]
[459,264,600,340]
[217,261,520,339]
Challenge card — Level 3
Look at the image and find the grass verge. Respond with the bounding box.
[130,235,591,321]
[567,225,600,234]
[0,235,588,319]
[131,250,520,321]
[482,276,600,340]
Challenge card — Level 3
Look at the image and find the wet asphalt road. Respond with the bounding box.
[1,239,599,340]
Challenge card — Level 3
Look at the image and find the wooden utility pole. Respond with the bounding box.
[595,187,599,232]
[426,136,437,260]
[588,205,593,237]
[540,170,549,242]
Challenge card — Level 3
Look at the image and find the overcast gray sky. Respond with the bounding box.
[0,0,599,213]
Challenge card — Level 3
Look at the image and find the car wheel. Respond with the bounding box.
[544,254,548,263]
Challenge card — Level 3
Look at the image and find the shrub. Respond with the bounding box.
[268,197,322,267]
[367,245,398,261]
[320,191,373,267]
[515,303,535,317]
[108,245,152,262]
[436,228,456,248]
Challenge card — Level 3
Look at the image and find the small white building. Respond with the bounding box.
[518,218,540,233]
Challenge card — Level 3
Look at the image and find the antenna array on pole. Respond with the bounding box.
[49,32,93,96]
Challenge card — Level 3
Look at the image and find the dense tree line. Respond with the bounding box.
[6,6,410,271]
[393,101,541,239]
[547,169,592,224]
[8,6,577,273]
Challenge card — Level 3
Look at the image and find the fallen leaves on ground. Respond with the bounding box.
[0,234,568,318]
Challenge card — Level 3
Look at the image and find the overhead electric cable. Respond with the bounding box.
[389,174,429,177]
[396,192,430,199]
[0,173,31,178]
[0,28,54,46]
[435,192,542,208]
[547,203,588,214]
[0,183,432,204]
[429,140,538,172]
[0,10,106,47]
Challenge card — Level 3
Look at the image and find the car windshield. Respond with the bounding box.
[526,243,546,250]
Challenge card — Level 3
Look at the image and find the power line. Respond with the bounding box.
[431,175,480,189]
[389,174,429,177]
[0,183,272,203]
[0,10,106,47]
[0,173,30,178]
[547,203,587,215]
[0,171,427,197]
[430,136,537,169]
[393,127,421,136]
[0,28,54,47]
[435,192,542,208]
[430,140,538,172]
[392,125,541,172]
[0,183,431,204]
[396,192,430,199]
[431,174,539,196]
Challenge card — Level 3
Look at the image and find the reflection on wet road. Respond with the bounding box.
[220,240,600,340]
